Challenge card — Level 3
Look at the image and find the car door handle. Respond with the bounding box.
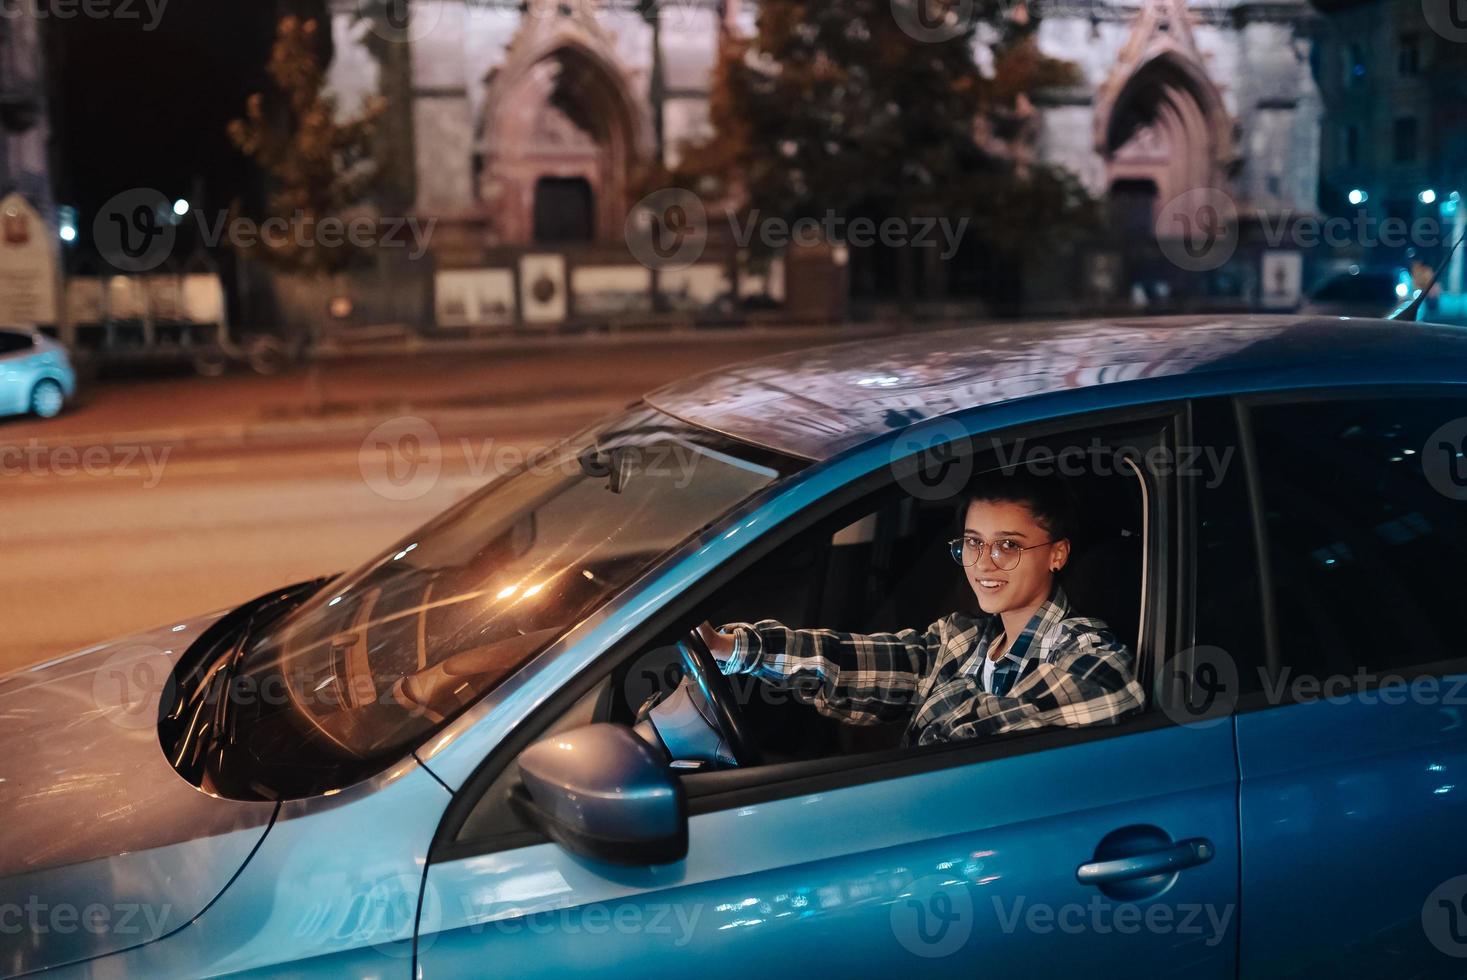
[1076,837,1215,886]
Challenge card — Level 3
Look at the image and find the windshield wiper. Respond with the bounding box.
[163,577,334,773]
[216,624,256,747]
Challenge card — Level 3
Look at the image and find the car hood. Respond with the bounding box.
[0,614,278,976]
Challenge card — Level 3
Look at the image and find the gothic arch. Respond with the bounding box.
[479,23,654,245]
[1093,47,1235,213]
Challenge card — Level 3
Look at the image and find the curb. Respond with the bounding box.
[311,322,900,360]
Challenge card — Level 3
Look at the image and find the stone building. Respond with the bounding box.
[0,8,54,214]
[325,0,1323,320]
[0,7,60,329]
[1312,0,1467,239]
[329,0,730,257]
[1035,0,1320,231]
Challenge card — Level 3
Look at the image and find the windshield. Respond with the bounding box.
[214,406,794,799]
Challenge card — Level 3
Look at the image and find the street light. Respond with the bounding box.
[58,204,77,244]
[173,198,191,217]
[1420,189,1438,206]
[1348,188,1369,206]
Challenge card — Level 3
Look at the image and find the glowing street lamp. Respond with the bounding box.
[57,204,78,244]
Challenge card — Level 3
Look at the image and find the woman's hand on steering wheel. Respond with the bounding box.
[676,624,762,768]
[693,621,735,662]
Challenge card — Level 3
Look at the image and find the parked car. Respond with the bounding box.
[0,327,76,419]
[1298,265,1414,319]
[5,315,1467,978]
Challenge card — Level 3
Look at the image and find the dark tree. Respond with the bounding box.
[228,15,384,275]
[669,0,1096,267]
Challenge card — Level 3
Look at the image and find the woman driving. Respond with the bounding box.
[696,471,1146,747]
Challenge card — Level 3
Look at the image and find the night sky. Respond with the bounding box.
[47,0,323,230]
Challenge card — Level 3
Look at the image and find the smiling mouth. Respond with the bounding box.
[976,579,1007,589]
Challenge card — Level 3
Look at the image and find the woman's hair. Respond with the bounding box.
[956,469,1081,543]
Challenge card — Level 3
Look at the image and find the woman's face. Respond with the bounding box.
[961,498,1070,617]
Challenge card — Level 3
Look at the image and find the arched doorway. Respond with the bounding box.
[480,36,652,246]
[1097,50,1233,221]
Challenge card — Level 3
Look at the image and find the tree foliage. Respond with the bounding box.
[669,0,1096,258]
[228,16,385,275]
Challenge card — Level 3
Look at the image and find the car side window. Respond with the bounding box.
[603,416,1174,774]
[1247,393,1467,679]
[0,330,34,354]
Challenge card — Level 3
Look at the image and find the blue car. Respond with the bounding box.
[0,328,75,420]
[5,315,1467,978]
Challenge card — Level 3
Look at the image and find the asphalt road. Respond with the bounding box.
[0,331,863,673]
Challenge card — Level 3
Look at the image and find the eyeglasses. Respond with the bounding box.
[948,535,1056,570]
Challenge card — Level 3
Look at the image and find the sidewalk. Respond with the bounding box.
[312,320,899,359]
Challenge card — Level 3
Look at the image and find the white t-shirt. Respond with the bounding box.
[982,634,1007,692]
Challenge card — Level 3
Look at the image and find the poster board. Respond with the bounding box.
[0,193,58,326]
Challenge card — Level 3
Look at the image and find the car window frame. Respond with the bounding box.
[429,400,1198,865]
[1186,395,1271,698]
[0,329,36,355]
[1232,383,1467,714]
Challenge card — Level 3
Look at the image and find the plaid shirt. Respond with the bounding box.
[720,588,1145,746]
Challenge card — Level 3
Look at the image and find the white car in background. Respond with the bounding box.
[0,327,76,419]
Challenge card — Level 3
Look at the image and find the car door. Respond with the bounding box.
[1232,389,1467,977]
[416,408,1242,978]
[419,725,1238,978]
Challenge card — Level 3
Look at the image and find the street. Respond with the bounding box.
[0,331,861,673]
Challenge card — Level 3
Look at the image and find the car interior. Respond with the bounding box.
[606,435,1151,766]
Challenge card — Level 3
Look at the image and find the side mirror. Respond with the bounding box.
[511,723,688,866]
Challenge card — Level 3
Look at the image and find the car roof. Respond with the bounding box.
[645,315,1467,461]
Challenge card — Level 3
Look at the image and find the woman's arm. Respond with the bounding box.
[696,617,960,726]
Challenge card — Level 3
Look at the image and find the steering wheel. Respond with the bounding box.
[675,629,763,768]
